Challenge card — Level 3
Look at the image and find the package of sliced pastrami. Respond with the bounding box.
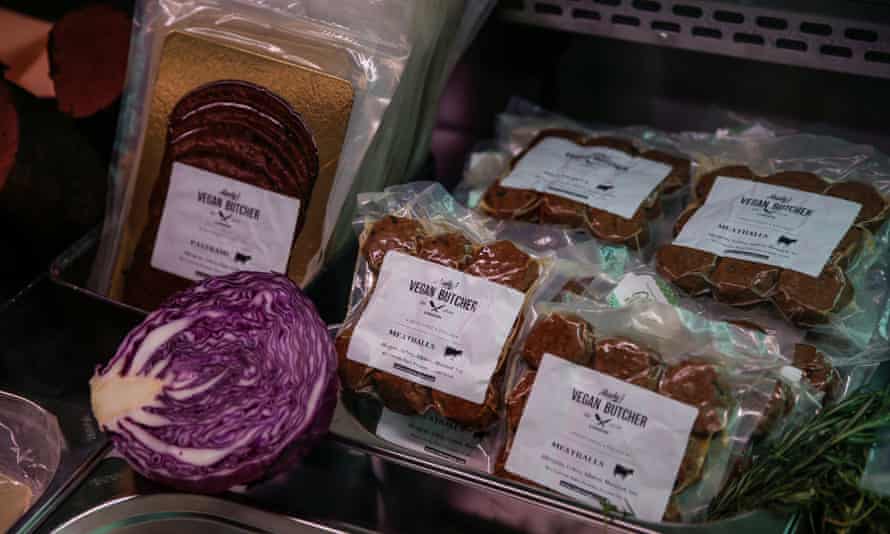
[334,181,595,472]
[89,0,419,311]
[653,126,890,349]
[492,296,813,524]
[456,99,696,261]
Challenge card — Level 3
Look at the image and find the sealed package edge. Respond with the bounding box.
[90,0,415,310]
[494,299,790,523]
[335,182,591,470]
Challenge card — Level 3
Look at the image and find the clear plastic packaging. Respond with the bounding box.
[655,126,890,347]
[335,181,593,470]
[550,254,890,406]
[90,0,416,308]
[0,391,64,530]
[494,298,786,523]
[861,426,890,497]
[455,99,698,259]
[324,0,497,262]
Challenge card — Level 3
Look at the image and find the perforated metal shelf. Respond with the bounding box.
[499,0,890,79]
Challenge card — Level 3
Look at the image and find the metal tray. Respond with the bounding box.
[51,494,352,534]
[498,0,890,80]
[44,231,795,534]
[0,267,142,534]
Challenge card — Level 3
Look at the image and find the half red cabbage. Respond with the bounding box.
[90,271,338,493]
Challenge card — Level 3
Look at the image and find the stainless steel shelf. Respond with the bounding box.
[499,0,890,79]
[38,232,796,534]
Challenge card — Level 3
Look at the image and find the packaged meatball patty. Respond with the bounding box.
[657,166,889,340]
[457,102,696,258]
[551,281,825,442]
[660,128,890,348]
[491,98,694,198]
[494,300,783,523]
[336,182,591,471]
[475,129,682,251]
[553,261,890,408]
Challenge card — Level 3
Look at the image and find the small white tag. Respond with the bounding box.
[674,177,860,277]
[502,137,671,219]
[506,354,697,522]
[610,273,670,307]
[348,252,524,403]
[151,163,300,281]
[376,408,487,470]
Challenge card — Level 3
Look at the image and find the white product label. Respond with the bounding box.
[348,252,524,403]
[609,273,671,307]
[506,354,697,522]
[502,137,671,219]
[151,163,300,281]
[674,177,860,277]
[377,408,487,470]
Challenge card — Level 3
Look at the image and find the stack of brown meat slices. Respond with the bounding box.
[125,80,319,310]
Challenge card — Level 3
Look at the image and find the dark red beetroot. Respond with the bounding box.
[0,80,18,190]
[48,4,131,118]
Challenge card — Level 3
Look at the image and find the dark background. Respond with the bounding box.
[3,0,890,314]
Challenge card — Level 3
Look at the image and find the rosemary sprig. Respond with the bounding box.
[708,391,890,533]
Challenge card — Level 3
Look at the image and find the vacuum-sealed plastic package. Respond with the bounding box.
[655,127,890,347]
[493,299,787,523]
[456,100,696,258]
[322,0,496,263]
[90,0,417,310]
[551,254,890,406]
[335,182,592,470]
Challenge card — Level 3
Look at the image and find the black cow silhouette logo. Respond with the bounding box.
[444,346,463,358]
[613,464,634,479]
[596,184,615,192]
[594,413,612,427]
[777,235,798,246]
[234,253,251,264]
[429,300,446,313]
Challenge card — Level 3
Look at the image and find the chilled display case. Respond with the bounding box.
[2,1,890,532]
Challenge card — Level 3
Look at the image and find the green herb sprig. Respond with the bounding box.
[708,391,890,533]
